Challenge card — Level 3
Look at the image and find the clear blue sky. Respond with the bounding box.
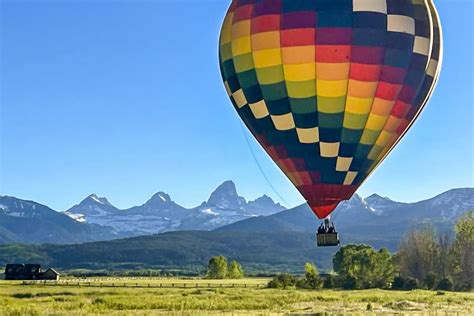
[1,0,472,211]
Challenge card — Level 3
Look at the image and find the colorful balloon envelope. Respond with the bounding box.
[219,0,443,219]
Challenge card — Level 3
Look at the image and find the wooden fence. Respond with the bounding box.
[20,280,265,289]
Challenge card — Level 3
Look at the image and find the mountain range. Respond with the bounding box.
[219,188,474,249]
[0,181,285,244]
[0,186,472,272]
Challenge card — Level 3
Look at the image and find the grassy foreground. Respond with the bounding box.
[0,278,473,315]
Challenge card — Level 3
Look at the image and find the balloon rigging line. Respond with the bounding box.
[238,120,291,208]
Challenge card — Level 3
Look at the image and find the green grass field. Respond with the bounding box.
[0,278,473,315]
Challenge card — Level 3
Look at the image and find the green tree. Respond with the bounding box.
[305,262,322,289]
[452,212,474,290]
[227,260,244,279]
[297,262,323,289]
[333,244,396,289]
[207,255,228,279]
[267,273,296,289]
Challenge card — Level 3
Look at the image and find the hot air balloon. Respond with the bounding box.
[219,0,443,245]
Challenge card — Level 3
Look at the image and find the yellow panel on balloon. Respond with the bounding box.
[283,63,315,82]
[365,114,387,131]
[253,48,282,68]
[231,36,251,56]
[317,80,348,98]
[345,96,372,115]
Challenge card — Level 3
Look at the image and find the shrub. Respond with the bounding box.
[392,276,405,290]
[267,273,297,289]
[404,277,419,290]
[295,278,311,289]
[367,303,373,311]
[456,282,472,292]
[437,278,454,291]
[424,272,438,290]
[323,275,335,289]
[342,276,358,290]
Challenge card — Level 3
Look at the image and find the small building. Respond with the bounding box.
[41,268,60,281]
[4,264,60,281]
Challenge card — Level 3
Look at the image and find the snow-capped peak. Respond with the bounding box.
[84,194,112,206]
[363,194,401,215]
[201,208,219,216]
[149,192,171,203]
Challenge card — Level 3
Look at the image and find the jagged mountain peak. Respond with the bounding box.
[83,194,113,206]
[207,180,246,209]
[246,194,286,216]
[148,192,172,203]
[340,193,364,207]
[67,193,118,217]
[330,193,380,217]
[209,181,238,198]
[364,194,399,214]
[366,194,393,203]
[250,194,273,203]
[249,194,284,207]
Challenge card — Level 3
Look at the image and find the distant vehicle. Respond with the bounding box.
[218,0,443,246]
[4,264,60,281]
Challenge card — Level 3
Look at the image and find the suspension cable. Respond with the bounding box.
[238,121,291,208]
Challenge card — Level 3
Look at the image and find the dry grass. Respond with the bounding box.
[0,278,473,315]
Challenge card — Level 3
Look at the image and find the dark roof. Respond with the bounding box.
[43,268,60,275]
